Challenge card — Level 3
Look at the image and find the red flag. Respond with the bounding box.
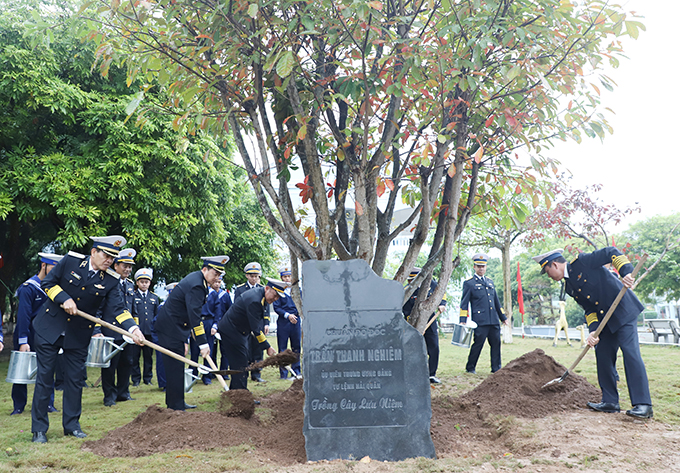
[516,261,524,319]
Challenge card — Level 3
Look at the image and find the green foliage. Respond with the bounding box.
[619,213,680,303]
[0,1,275,307]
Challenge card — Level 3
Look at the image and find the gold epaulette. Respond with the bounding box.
[68,251,86,259]
[106,268,121,279]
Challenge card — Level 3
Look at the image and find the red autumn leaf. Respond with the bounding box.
[485,115,495,127]
[377,180,386,197]
[355,201,364,216]
[385,178,395,191]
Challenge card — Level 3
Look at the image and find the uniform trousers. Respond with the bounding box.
[32,333,88,433]
[151,331,166,389]
[466,324,501,373]
[101,342,133,403]
[131,337,154,384]
[276,319,301,378]
[423,319,439,377]
[596,321,651,406]
[248,332,264,379]
[219,320,250,390]
[190,318,215,380]
[156,335,186,410]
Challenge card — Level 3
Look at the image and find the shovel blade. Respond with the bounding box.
[542,370,569,389]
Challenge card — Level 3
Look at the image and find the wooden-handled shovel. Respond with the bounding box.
[75,308,241,377]
[541,253,648,389]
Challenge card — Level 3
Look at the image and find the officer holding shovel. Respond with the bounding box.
[533,247,652,419]
[31,236,145,443]
[154,256,228,411]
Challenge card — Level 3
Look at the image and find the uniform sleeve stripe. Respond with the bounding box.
[460,309,468,317]
[116,310,133,324]
[256,332,267,343]
[193,324,206,336]
[46,286,64,301]
[611,255,631,271]
[586,312,598,326]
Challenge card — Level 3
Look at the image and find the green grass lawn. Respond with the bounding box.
[0,335,678,472]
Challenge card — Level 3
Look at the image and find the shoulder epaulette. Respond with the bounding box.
[68,251,86,259]
[237,283,246,288]
[571,255,579,264]
[466,276,474,281]
[150,291,158,296]
[106,268,121,279]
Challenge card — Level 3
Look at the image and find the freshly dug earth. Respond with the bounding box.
[245,348,299,371]
[82,349,680,472]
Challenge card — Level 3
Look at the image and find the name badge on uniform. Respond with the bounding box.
[94,284,106,290]
[70,271,81,280]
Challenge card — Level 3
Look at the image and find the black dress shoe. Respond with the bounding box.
[116,395,135,402]
[47,405,59,413]
[64,429,87,438]
[104,399,116,407]
[251,376,266,383]
[144,380,153,385]
[465,369,476,374]
[184,403,197,409]
[131,382,140,387]
[587,401,620,413]
[254,400,261,405]
[626,405,653,419]
[32,432,48,443]
[10,408,23,416]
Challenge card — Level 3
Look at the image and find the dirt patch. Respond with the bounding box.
[218,389,255,419]
[82,350,680,472]
[455,348,602,418]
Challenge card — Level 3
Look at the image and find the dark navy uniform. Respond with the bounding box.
[12,276,57,413]
[234,282,270,381]
[273,288,301,378]
[460,274,507,373]
[155,270,209,410]
[403,280,446,379]
[96,277,137,405]
[213,290,232,372]
[131,288,159,385]
[32,252,137,436]
[190,286,221,382]
[217,287,271,390]
[564,247,650,407]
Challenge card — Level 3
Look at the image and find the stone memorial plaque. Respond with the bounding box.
[302,259,436,461]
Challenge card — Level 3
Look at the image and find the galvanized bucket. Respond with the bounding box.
[450,320,477,348]
[184,368,200,393]
[85,337,128,368]
[6,351,38,384]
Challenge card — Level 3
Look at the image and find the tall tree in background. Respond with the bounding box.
[620,214,680,306]
[526,182,640,250]
[75,0,642,331]
[0,1,275,317]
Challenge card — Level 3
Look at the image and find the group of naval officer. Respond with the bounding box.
[8,235,293,443]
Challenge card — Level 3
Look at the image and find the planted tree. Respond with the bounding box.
[74,0,642,330]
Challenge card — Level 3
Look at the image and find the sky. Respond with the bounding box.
[548,0,679,231]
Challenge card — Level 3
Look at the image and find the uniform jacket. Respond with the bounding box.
[564,247,643,334]
[14,275,47,346]
[402,280,447,322]
[34,252,137,349]
[234,283,270,326]
[218,286,271,350]
[459,275,506,326]
[94,277,137,340]
[155,270,208,346]
[273,288,299,320]
[133,288,159,335]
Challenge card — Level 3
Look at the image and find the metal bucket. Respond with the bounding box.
[451,321,477,348]
[6,351,38,384]
[85,337,128,368]
[184,368,200,393]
